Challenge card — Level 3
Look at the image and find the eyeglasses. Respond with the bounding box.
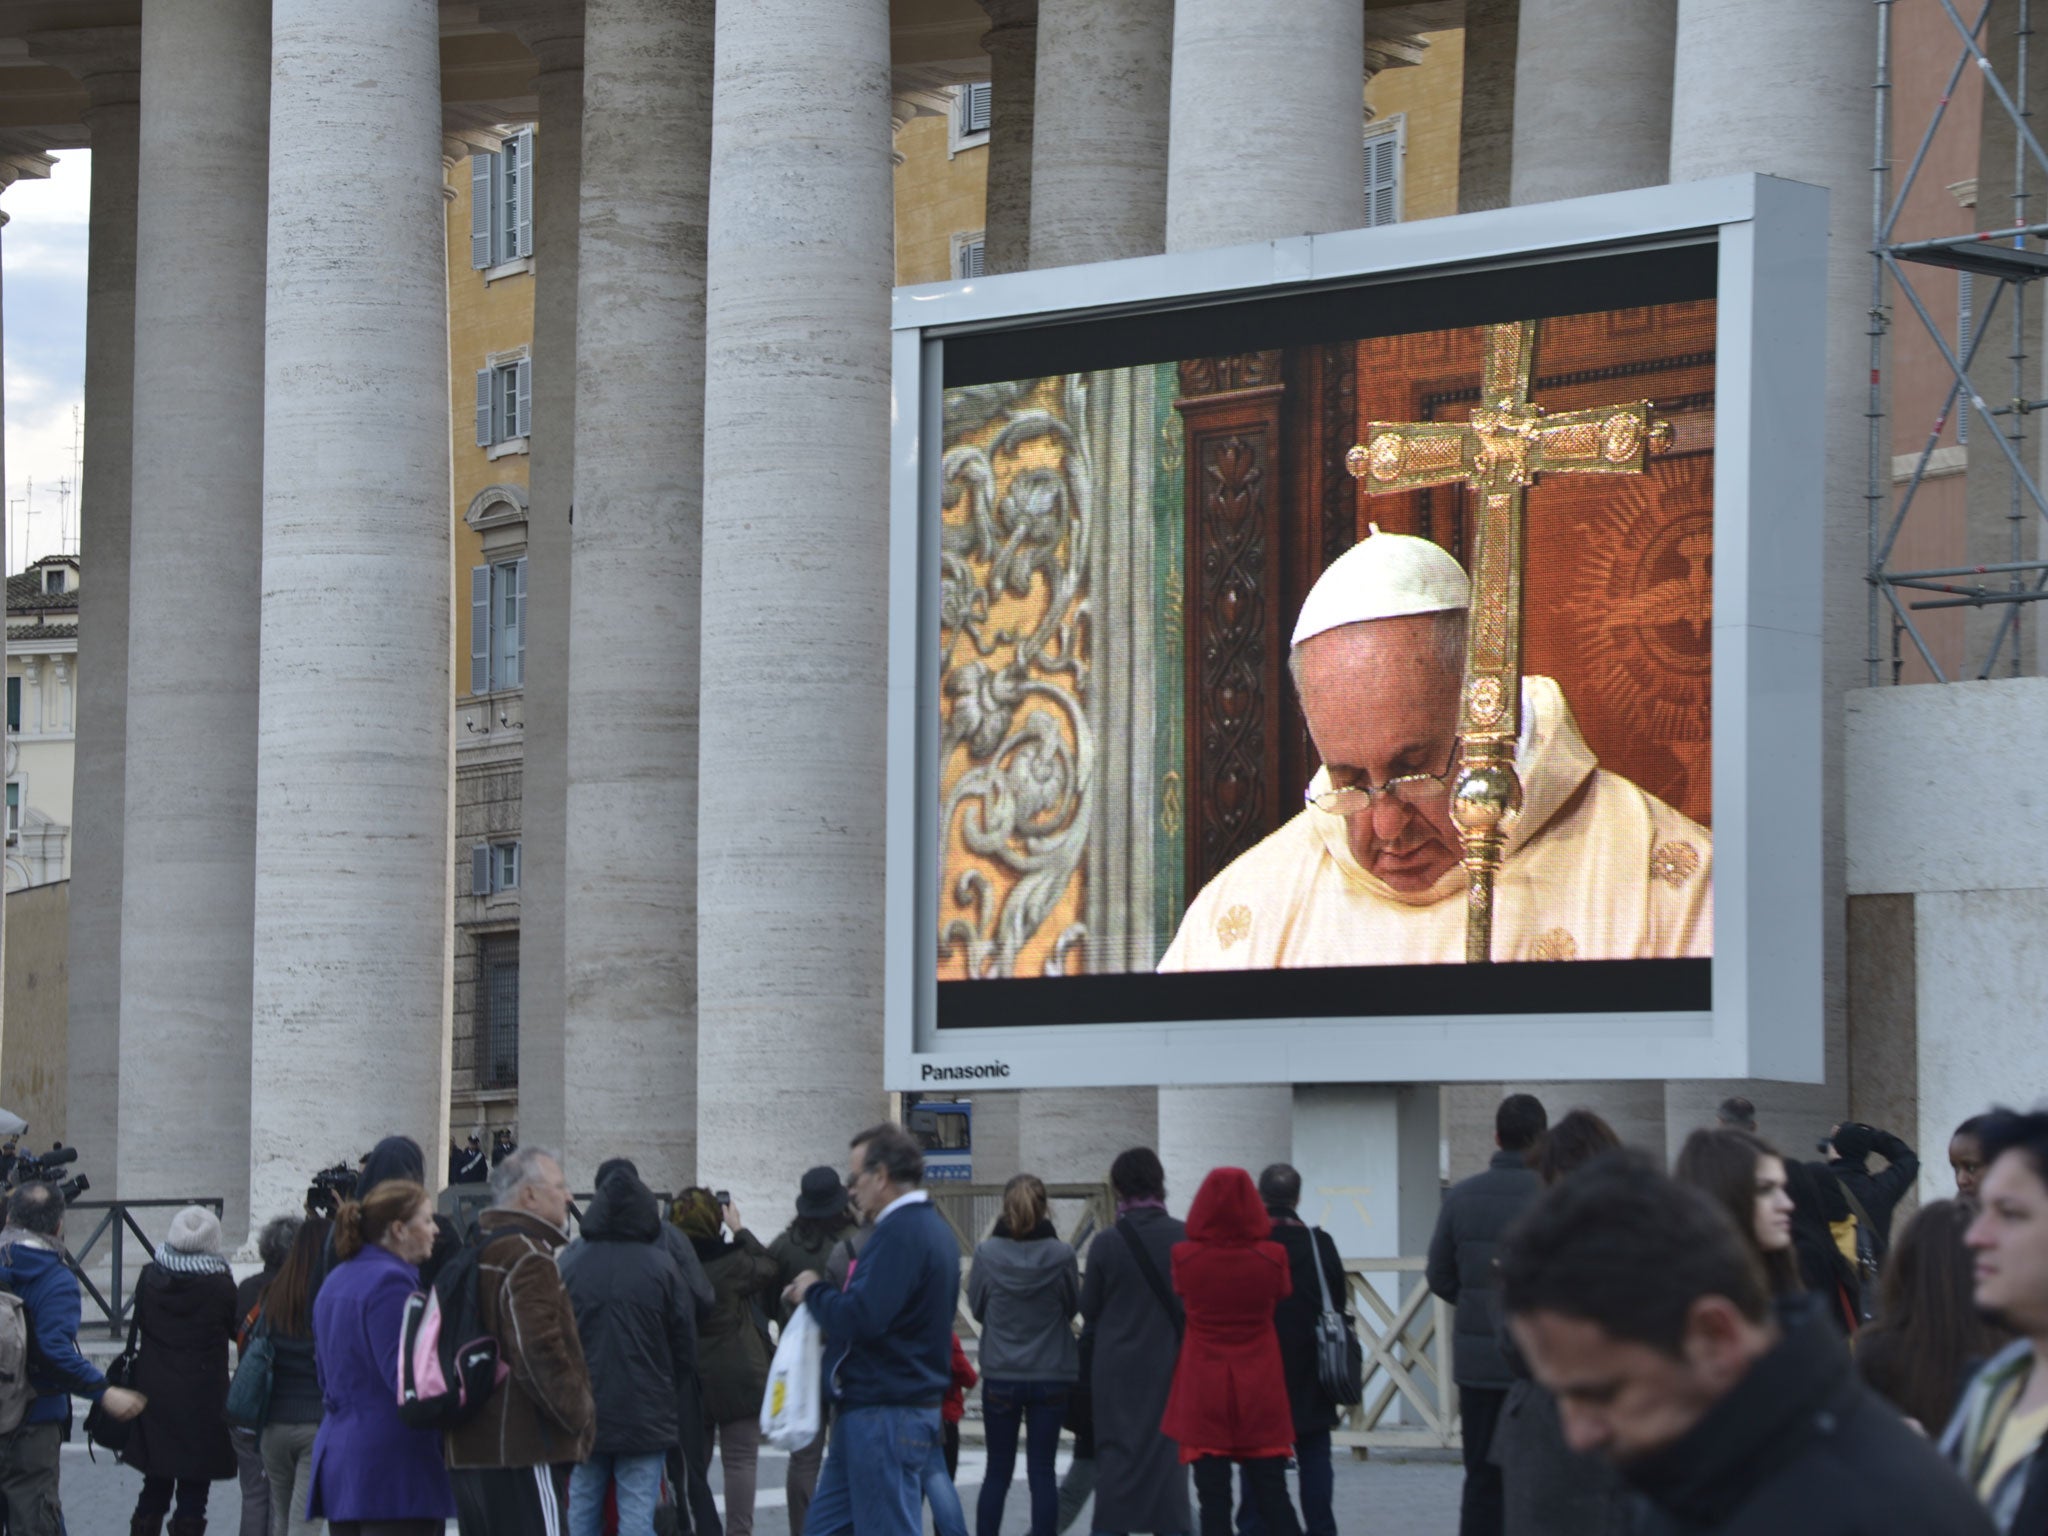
[1304,744,1458,817]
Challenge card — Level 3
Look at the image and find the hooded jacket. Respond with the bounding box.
[0,1228,105,1426]
[559,1169,696,1457]
[695,1228,782,1424]
[445,1206,596,1469]
[1160,1168,1294,1460]
[1625,1299,1996,1535]
[968,1219,1081,1382]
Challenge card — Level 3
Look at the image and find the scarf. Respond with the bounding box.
[153,1243,229,1274]
[1116,1196,1168,1217]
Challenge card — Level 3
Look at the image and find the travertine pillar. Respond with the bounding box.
[114,0,268,1233]
[1665,0,1869,1150]
[1157,0,1364,1200]
[1459,0,1520,213]
[697,0,894,1220]
[979,0,1037,275]
[561,0,710,1189]
[476,0,585,1160]
[1510,0,1674,203]
[1165,0,1362,250]
[31,28,139,1190]
[248,0,453,1221]
[1009,0,1175,1185]
[1027,0,1170,266]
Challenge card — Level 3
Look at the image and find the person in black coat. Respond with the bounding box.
[1817,1120,1920,1248]
[1234,1163,1348,1536]
[558,1163,699,1536]
[1499,1151,1996,1536]
[123,1205,239,1536]
[1427,1093,1547,1536]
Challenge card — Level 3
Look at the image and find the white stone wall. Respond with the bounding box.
[1846,678,2048,1194]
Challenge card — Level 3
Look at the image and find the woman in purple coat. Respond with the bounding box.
[307,1179,456,1536]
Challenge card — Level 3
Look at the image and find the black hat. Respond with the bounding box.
[466,1133,480,1144]
[795,1165,850,1220]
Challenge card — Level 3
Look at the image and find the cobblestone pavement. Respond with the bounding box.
[54,1435,1464,1534]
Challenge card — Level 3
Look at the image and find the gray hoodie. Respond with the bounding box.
[968,1227,1081,1382]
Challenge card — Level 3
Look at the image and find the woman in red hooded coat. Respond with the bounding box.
[1161,1167,1305,1536]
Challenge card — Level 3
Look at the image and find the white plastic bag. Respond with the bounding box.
[760,1304,825,1450]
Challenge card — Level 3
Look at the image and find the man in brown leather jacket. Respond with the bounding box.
[446,1145,597,1536]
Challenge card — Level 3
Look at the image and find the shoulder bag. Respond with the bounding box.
[85,1301,142,1454]
[1309,1228,1364,1407]
[224,1309,275,1429]
[1114,1217,1183,1342]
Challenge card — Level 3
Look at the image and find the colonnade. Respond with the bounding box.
[9,0,1876,1233]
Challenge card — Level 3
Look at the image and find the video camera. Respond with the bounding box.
[4,1142,90,1205]
[305,1161,358,1220]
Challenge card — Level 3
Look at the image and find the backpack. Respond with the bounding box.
[0,1241,43,1437]
[396,1228,506,1429]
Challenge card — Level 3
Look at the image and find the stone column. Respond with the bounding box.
[1157,0,1364,1200]
[476,0,585,1160]
[1007,0,1176,1186]
[29,28,139,1190]
[1665,0,1870,1149]
[113,0,269,1231]
[1510,0,1674,203]
[698,0,894,1221]
[979,0,1037,275]
[1165,0,1362,250]
[560,0,711,1188]
[248,0,453,1221]
[1459,0,1520,213]
[1027,0,1171,266]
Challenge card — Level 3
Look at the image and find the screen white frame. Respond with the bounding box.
[885,173,1827,1092]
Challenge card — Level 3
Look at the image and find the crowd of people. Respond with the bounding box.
[1432,1093,2048,1536]
[0,1092,2043,1536]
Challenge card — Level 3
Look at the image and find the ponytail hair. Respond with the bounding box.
[331,1179,429,1262]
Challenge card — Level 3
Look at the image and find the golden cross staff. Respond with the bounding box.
[1346,320,1672,963]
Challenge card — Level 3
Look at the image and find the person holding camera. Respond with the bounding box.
[677,1187,781,1536]
[0,1181,146,1535]
[1818,1120,1921,1250]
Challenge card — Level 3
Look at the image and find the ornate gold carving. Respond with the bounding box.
[1530,928,1578,961]
[1466,676,1506,727]
[1216,904,1253,949]
[1650,840,1701,888]
[1161,770,1184,837]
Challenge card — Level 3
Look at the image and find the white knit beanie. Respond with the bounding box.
[166,1205,223,1256]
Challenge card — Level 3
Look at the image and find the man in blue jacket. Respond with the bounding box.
[787,1123,960,1536]
[0,1180,145,1534]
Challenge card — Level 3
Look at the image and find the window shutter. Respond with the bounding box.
[965,81,992,134]
[471,565,492,694]
[514,357,532,440]
[472,843,491,897]
[470,153,494,268]
[475,369,494,447]
[511,558,527,689]
[513,128,535,259]
[965,239,986,279]
[1365,134,1400,227]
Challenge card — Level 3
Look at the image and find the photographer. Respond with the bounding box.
[0,1181,146,1535]
[1818,1121,1921,1250]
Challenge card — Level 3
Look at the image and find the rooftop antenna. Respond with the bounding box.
[53,479,70,557]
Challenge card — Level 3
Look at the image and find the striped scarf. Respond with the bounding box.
[152,1243,229,1275]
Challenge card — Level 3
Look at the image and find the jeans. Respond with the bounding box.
[978,1379,1068,1536]
[1233,1432,1332,1536]
[803,1403,941,1536]
[258,1420,321,1536]
[567,1451,665,1536]
[1459,1387,1507,1536]
[924,1440,967,1536]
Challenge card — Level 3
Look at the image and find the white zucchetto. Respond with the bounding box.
[1289,525,1473,648]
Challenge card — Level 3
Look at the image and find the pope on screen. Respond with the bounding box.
[1158,529,1712,970]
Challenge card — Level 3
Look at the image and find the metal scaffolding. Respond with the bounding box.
[1869,0,2048,683]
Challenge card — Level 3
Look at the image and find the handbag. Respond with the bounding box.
[1309,1228,1364,1407]
[85,1307,142,1454]
[224,1311,275,1429]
